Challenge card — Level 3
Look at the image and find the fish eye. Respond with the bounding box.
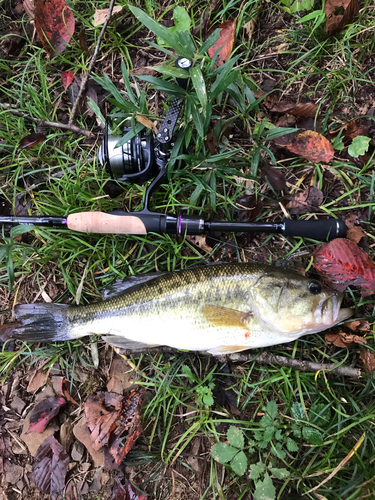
[308,281,322,294]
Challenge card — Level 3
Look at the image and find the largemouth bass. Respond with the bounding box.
[7,263,352,355]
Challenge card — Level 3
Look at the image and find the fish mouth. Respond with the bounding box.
[322,292,353,326]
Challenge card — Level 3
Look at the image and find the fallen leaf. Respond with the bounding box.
[346,226,366,244]
[27,396,66,433]
[346,320,370,331]
[285,130,335,163]
[286,186,323,215]
[236,194,263,222]
[112,471,148,500]
[136,114,154,130]
[61,70,74,91]
[359,349,375,375]
[208,18,237,66]
[325,0,359,35]
[17,132,46,153]
[243,19,255,41]
[205,127,220,155]
[23,0,35,19]
[73,416,104,467]
[328,120,370,140]
[85,392,122,451]
[266,100,318,118]
[260,164,287,191]
[314,238,375,295]
[27,367,50,393]
[21,412,59,456]
[79,29,89,56]
[108,389,145,466]
[325,331,367,347]
[106,355,135,395]
[34,0,75,55]
[345,212,358,229]
[60,378,79,405]
[32,435,69,500]
[93,5,123,27]
[185,235,213,253]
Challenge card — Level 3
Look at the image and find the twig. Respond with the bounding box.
[68,0,117,125]
[117,347,362,379]
[0,103,92,137]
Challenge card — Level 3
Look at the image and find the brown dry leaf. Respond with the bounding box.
[85,392,122,451]
[260,164,287,191]
[243,19,255,41]
[185,235,213,253]
[325,331,367,348]
[34,0,75,55]
[329,120,368,140]
[136,114,154,130]
[346,226,366,244]
[106,355,135,395]
[286,186,323,215]
[73,416,104,467]
[205,127,220,155]
[345,212,358,229]
[266,100,318,118]
[208,18,237,66]
[346,320,370,332]
[23,0,35,19]
[236,194,263,222]
[359,349,375,375]
[285,130,335,163]
[325,0,359,35]
[314,238,375,295]
[21,411,59,457]
[92,5,123,27]
[27,367,50,393]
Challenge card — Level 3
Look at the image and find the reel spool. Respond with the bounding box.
[98,124,158,185]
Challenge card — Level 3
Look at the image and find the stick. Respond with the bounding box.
[117,347,362,379]
[68,0,116,125]
[0,103,92,137]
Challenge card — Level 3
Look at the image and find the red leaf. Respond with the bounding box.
[108,389,144,466]
[61,70,74,91]
[27,396,66,433]
[314,238,375,295]
[32,435,69,499]
[17,132,46,153]
[35,0,75,55]
[112,472,148,500]
[208,18,237,66]
[285,130,334,163]
[325,0,359,35]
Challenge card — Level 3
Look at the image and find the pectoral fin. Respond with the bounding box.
[202,305,253,329]
[207,345,252,355]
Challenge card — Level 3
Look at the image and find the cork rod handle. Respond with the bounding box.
[66,212,147,234]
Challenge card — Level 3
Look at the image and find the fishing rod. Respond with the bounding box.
[1,57,347,241]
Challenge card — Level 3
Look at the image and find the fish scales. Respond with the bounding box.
[68,263,264,351]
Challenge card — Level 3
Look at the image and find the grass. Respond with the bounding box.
[1,0,375,498]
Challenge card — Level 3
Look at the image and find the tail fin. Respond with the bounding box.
[10,303,76,343]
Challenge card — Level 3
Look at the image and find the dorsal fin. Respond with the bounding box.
[102,272,168,301]
[202,305,253,329]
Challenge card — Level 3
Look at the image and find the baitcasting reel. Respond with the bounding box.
[98,57,193,199]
